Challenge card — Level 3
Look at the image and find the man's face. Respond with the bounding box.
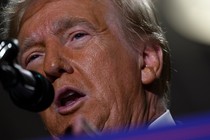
[18,0,145,137]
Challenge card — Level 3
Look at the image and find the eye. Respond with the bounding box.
[64,29,92,48]
[26,53,42,65]
[72,32,88,41]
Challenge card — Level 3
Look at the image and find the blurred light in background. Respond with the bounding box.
[163,0,210,45]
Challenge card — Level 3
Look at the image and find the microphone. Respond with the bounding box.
[0,39,54,112]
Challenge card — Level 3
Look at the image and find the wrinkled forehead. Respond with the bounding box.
[20,0,115,26]
[20,0,53,26]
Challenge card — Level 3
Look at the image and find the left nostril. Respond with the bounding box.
[58,69,66,74]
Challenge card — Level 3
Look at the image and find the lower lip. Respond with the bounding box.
[56,96,86,115]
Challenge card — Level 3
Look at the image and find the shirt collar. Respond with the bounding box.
[147,110,176,129]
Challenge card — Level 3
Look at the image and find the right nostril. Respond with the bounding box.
[58,69,66,74]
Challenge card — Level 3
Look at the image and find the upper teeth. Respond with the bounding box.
[60,92,76,106]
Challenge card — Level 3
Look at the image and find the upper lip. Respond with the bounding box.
[54,86,86,112]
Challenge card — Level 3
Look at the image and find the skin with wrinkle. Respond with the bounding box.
[17,0,165,138]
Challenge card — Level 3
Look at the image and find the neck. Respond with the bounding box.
[145,92,166,125]
[130,91,166,130]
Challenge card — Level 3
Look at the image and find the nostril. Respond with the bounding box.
[44,66,74,83]
[45,73,57,83]
[58,68,67,74]
[43,49,74,82]
[62,63,74,74]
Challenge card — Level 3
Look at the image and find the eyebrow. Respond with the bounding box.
[19,17,97,61]
[52,17,97,35]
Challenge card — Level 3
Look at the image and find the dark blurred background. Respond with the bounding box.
[0,0,210,139]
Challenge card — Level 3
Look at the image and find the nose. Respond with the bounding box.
[43,41,74,82]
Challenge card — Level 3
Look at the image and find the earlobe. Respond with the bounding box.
[141,42,163,85]
[142,66,156,85]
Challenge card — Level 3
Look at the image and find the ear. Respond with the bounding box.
[141,41,163,85]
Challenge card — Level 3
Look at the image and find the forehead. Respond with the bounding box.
[18,0,123,49]
[20,0,114,26]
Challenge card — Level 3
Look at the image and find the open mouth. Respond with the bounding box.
[55,88,86,114]
[59,90,85,106]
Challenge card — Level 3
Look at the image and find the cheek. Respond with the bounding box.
[80,47,116,100]
[39,109,56,127]
[39,109,67,135]
[39,110,57,133]
[82,39,140,107]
